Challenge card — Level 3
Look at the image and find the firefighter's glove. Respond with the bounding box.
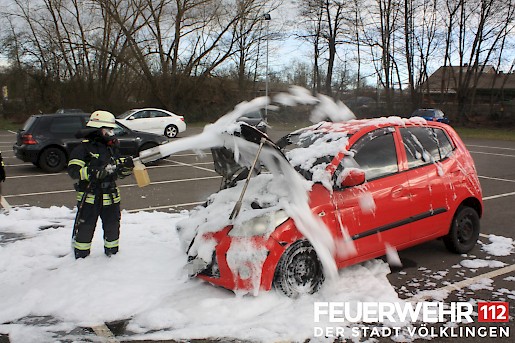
[88,165,110,181]
[116,157,134,178]
[119,157,134,169]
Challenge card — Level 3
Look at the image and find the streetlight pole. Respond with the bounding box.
[264,13,271,119]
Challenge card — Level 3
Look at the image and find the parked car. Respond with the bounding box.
[411,108,450,124]
[55,108,84,114]
[178,118,482,297]
[116,108,186,138]
[13,113,168,172]
[236,110,268,133]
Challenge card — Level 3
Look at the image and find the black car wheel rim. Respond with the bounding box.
[457,215,474,243]
[286,249,320,289]
[47,151,61,167]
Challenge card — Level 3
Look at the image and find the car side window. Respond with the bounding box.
[400,127,454,169]
[151,110,168,118]
[351,128,398,181]
[133,111,150,119]
[49,116,84,134]
[436,128,454,158]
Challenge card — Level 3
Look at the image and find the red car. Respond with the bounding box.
[178,118,482,297]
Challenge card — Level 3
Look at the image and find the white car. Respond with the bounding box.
[116,108,186,138]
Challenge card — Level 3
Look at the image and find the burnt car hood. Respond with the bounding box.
[211,123,286,184]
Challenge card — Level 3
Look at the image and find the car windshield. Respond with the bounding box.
[280,129,351,181]
[116,110,137,119]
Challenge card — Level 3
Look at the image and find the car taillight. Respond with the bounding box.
[22,134,38,145]
[180,116,185,121]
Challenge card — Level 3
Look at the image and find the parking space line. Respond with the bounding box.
[470,150,515,158]
[483,191,515,201]
[2,176,221,198]
[408,264,515,302]
[167,159,217,173]
[125,201,205,213]
[91,324,119,343]
[467,144,515,151]
[479,175,515,183]
[3,162,215,179]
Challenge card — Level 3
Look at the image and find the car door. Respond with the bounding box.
[331,127,413,262]
[128,110,151,132]
[399,126,454,241]
[150,110,170,135]
[48,115,85,153]
[113,123,140,156]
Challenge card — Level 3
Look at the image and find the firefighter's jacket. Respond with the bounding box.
[68,131,132,206]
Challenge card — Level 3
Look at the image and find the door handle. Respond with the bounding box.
[392,185,410,199]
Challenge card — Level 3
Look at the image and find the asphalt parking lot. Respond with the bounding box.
[0,125,514,342]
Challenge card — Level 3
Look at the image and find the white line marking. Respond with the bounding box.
[467,144,515,151]
[91,324,119,343]
[483,191,515,201]
[470,150,515,158]
[125,201,205,213]
[4,162,215,179]
[3,175,221,198]
[408,264,515,302]
[479,175,515,183]
[169,159,217,173]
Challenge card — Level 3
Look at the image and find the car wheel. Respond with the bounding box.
[443,205,480,254]
[164,125,179,138]
[39,147,67,172]
[273,240,324,298]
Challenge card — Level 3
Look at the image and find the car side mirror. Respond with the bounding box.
[341,169,366,187]
[127,116,134,120]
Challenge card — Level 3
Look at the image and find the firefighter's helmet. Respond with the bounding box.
[87,110,117,128]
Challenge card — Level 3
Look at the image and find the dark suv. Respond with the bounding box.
[13,113,168,172]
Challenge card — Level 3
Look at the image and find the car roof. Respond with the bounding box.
[296,116,435,135]
[29,112,89,120]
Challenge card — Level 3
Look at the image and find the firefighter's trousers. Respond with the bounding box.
[73,196,121,259]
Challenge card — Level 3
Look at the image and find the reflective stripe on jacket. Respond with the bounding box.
[76,187,121,205]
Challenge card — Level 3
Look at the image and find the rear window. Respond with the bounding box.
[22,116,38,131]
[151,110,171,118]
[49,116,84,134]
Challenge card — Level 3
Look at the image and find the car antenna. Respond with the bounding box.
[229,137,266,220]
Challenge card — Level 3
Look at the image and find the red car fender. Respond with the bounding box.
[259,219,304,290]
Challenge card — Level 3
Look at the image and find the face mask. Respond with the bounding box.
[100,128,118,146]
[101,128,115,137]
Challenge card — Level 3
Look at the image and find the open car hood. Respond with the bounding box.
[211,123,286,187]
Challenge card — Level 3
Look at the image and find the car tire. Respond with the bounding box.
[39,147,67,173]
[164,125,179,138]
[273,240,325,298]
[443,205,480,254]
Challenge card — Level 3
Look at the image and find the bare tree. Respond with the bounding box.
[439,0,515,123]
[362,0,402,113]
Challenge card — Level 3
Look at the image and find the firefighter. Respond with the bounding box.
[68,110,134,259]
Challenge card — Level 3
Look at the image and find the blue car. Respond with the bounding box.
[411,108,450,124]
